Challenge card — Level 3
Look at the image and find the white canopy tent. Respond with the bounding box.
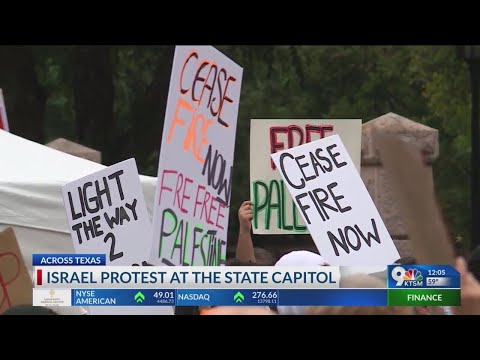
[0,130,172,315]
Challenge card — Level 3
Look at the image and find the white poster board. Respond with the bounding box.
[62,158,172,314]
[250,119,361,235]
[150,46,243,266]
[62,158,151,266]
[271,135,399,265]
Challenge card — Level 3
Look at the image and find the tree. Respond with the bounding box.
[0,46,46,143]
[73,45,114,163]
[24,45,472,250]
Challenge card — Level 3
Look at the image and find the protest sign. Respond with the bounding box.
[150,46,243,266]
[0,89,9,132]
[62,158,152,266]
[250,119,361,235]
[271,135,399,265]
[62,158,172,314]
[376,132,454,265]
[0,227,32,313]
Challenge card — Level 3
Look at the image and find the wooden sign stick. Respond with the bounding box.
[375,132,455,265]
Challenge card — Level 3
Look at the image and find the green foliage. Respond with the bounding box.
[33,46,75,142]
[113,46,164,136]
[29,45,471,247]
[408,46,471,244]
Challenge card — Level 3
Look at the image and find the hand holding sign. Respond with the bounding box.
[238,200,253,232]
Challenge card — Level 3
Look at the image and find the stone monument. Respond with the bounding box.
[361,112,439,257]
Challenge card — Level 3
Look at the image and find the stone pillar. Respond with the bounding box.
[361,112,439,257]
[46,138,102,164]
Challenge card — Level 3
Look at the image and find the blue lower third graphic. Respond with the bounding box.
[71,289,175,306]
[176,290,279,306]
[174,289,387,306]
[279,289,387,306]
[70,289,388,307]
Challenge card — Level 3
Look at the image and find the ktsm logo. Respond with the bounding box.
[391,266,423,287]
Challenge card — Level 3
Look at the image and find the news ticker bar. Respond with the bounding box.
[33,288,461,307]
[33,265,461,289]
[33,266,342,289]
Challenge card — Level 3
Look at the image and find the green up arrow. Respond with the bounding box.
[134,291,145,303]
[234,291,244,303]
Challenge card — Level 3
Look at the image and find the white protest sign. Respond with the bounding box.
[250,119,361,235]
[62,159,173,315]
[271,135,399,266]
[150,46,243,266]
[62,158,151,266]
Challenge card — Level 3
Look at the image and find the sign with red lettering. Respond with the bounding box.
[250,119,361,235]
[0,89,9,132]
[150,46,243,266]
[271,135,399,265]
[62,158,152,266]
[0,227,32,314]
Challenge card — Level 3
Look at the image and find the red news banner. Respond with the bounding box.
[150,46,243,267]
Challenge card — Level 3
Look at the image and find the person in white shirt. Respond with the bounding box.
[274,250,328,315]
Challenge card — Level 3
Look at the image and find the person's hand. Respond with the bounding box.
[454,257,480,315]
[238,200,253,232]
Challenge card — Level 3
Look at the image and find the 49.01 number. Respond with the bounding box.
[154,291,174,299]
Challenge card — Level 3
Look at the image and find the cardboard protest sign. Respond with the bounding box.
[271,135,399,265]
[251,119,362,235]
[0,227,32,313]
[62,158,152,266]
[0,89,9,132]
[376,132,455,265]
[150,46,243,266]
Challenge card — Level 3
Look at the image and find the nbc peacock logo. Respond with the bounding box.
[404,269,423,282]
[391,266,424,287]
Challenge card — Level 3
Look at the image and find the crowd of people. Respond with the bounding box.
[189,200,480,316]
[3,200,480,316]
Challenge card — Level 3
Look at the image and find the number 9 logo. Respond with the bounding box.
[391,266,406,286]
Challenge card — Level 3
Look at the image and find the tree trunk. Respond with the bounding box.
[122,46,174,173]
[0,46,46,143]
[73,46,114,163]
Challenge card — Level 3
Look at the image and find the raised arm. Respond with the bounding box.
[235,200,255,263]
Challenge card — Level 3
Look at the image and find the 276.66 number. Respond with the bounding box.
[252,291,278,299]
